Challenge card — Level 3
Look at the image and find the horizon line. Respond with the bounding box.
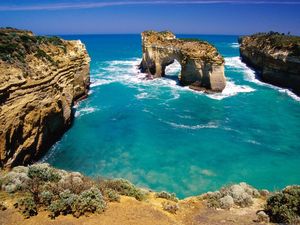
[1,1,300,11]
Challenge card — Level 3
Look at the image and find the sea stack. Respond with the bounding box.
[0,28,90,167]
[140,31,226,92]
[239,32,300,95]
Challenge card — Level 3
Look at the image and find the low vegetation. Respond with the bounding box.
[242,31,300,57]
[98,178,147,201]
[201,182,261,209]
[155,191,178,202]
[1,163,299,224]
[265,186,300,224]
[0,163,146,219]
[0,27,66,65]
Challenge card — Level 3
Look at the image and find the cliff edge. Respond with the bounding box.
[0,28,90,167]
[140,31,226,92]
[239,32,300,95]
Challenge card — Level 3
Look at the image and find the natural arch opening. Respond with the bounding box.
[164,59,181,83]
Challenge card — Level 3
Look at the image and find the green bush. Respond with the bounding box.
[48,187,106,219]
[265,186,300,224]
[203,183,259,209]
[105,189,121,202]
[0,171,29,193]
[15,197,38,219]
[155,191,178,202]
[48,189,78,218]
[101,179,146,201]
[27,164,61,182]
[40,191,54,206]
[72,187,106,218]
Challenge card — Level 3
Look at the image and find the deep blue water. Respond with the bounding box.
[43,34,300,198]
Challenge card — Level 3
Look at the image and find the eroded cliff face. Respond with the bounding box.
[0,28,90,167]
[239,32,300,95]
[140,31,226,92]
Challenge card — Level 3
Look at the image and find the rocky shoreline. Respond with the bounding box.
[0,28,90,167]
[239,32,300,95]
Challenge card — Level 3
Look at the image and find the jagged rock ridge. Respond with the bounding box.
[139,31,226,92]
[239,32,300,95]
[0,28,90,167]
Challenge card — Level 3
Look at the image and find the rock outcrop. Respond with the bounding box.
[239,32,300,95]
[140,31,226,92]
[0,28,90,167]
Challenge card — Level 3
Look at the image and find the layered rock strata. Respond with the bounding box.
[140,31,226,92]
[0,28,90,167]
[239,32,300,95]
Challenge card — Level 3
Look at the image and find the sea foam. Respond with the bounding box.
[91,57,255,101]
[225,57,300,102]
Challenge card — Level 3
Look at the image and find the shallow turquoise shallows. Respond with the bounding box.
[43,34,300,198]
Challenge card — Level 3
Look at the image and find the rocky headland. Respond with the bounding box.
[140,31,226,92]
[239,32,300,95]
[0,28,90,168]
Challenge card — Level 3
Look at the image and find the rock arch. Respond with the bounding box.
[139,31,226,92]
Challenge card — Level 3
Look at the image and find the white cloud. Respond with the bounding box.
[0,0,299,11]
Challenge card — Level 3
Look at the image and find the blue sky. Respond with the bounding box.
[0,0,299,35]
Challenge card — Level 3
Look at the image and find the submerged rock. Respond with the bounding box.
[139,31,226,92]
[0,28,90,168]
[239,32,300,95]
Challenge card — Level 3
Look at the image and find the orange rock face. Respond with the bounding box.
[140,31,226,92]
[0,29,90,167]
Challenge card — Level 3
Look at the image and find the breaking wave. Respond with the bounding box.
[91,57,256,101]
[225,57,300,102]
[164,121,219,130]
[75,106,98,117]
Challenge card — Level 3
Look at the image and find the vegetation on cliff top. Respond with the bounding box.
[1,163,300,223]
[0,164,146,219]
[0,27,66,65]
[240,31,300,57]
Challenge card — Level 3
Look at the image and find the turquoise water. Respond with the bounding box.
[44,34,300,198]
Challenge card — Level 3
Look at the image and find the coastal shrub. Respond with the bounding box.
[0,29,66,65]
[72,187,106,218]
[0,171,29,193]
[219,195,234,209]
[155,191,178,202]
[265,186,300,224]
[58,173,93,195]
[48,189,78,218]
[48,187,106,219]
[162,201,179,214]
[104,188,120,202]
[15,197,38,219]
[26,164,61,203]
[40,191,54,206]
[101,179,146,201]
[203,191,222,209]
[27,164,61,182]
[203,183,260,209]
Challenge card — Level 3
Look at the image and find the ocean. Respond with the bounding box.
[43,34,300,198]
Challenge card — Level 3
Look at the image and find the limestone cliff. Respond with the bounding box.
[0,28,90,167]
[140,31,226,92]
[239,32,300,95]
